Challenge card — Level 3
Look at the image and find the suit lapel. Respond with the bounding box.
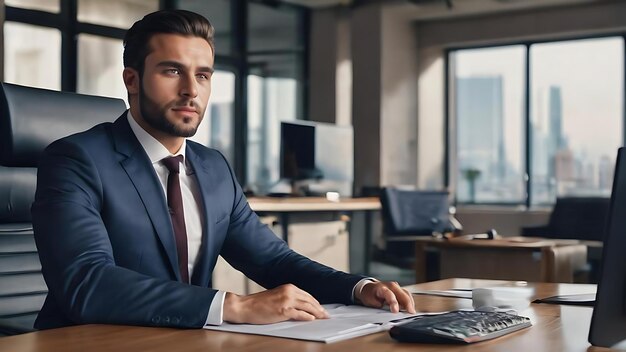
[111,115,180,281]
[186,146,220,287]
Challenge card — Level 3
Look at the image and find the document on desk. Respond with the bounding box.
[203,304,423,343]
[408,288,473,299]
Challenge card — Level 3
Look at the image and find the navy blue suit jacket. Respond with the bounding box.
[32,114,363,330]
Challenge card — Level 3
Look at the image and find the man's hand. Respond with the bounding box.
[356,281,416,314]
[223,284,330,324]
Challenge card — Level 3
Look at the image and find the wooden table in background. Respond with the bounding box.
[248,196,381,275]
[414,237,588,284]
[248,196,381,212]
[0,278,609,352]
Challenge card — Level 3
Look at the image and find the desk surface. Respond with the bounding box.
[0,278,611,352]
[248,196,381,212]
[418,236,583,249]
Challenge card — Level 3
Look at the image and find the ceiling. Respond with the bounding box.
[279,0,605,21]
[279,0,355,8]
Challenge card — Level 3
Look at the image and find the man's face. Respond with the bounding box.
[137,33,214,138]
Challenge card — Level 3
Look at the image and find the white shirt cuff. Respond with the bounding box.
[205,290,226,326]
[352,278,377,303]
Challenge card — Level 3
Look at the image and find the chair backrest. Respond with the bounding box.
[0,82,125,335]
[548,196,610,241]
[380,188,452,236]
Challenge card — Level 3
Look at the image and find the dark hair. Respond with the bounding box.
[123,9,215,75]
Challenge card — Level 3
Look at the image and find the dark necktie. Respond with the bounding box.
[161,155,189,283]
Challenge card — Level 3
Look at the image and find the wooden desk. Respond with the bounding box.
[0,278,608,352]
[248,197,381,275]
[414,237,588,284]
[248,196,381,212]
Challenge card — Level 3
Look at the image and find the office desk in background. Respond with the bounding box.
[248,196,381,212]
[415,237,588,284]
[0,278,605,352]
[248,197,381,275]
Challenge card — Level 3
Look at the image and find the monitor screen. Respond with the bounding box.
[589,147,626,347]
[280,122,317,180]
[279,121,354,196]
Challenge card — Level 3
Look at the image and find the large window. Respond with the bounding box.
[247,76,298,193]
[451,46,526,204]
[4,0,157,98]
[4,0,310,185]
[245,3,307,194]
[530,38,623,204]
[4,22,61,90]
[450,36,624,205]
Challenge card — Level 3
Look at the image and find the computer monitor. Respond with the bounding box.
[279,121,353,196]
[280,122,319,181]
[589,147,626,347]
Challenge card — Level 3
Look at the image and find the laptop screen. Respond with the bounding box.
[589,147,626,347]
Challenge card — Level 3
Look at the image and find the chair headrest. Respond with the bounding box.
[0,83,126,167]
[380,188,451,235]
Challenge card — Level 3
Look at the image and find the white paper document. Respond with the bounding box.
[203,304,423,343]
[408,289,473,299]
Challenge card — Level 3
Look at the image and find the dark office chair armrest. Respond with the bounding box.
[521,225,551,237]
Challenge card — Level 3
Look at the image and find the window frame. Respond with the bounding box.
[446,33,626,207]
[4,0,311,185]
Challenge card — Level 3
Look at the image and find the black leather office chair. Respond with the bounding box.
[0,82,125,335]
[521,196,610,283]
[376,188,453,272]
[521,197,610,241]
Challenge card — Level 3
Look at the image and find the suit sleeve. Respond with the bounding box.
[32,140,215,328]
[216,153,365,304]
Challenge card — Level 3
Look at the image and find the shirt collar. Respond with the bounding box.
[127,110,187,165]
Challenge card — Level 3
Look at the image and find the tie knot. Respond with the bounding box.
[162,155,183,174]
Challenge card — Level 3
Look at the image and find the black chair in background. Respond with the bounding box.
[0,82,125,335]
[521,197,610,241]
[521,196,610,283]
[376,188,453,277]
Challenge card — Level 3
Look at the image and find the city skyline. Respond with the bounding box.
[455,70,620,203]
[453,36,623,203]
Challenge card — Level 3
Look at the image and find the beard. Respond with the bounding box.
[138,82,204,138]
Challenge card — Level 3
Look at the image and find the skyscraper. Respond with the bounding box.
[548,86,566,151]
[546,86,567,187]
[456,76,505,201]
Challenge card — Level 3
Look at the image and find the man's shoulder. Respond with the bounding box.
[46,121,115,153]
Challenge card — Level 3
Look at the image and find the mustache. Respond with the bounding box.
[171,100,200,110]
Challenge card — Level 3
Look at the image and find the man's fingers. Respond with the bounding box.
[403,289,416,314]
[295,299,330,319]
[395,288,416,314]
[285,307,316,321]
[376,286,400,313]
[387,282,416,314]
[285,285,328,319]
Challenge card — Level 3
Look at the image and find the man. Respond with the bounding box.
[32,9,414,330]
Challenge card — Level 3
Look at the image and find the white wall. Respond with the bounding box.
[310,3,419,193]
[380,4,418,186]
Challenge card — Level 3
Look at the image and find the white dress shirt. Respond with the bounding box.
[127,111,372,326]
